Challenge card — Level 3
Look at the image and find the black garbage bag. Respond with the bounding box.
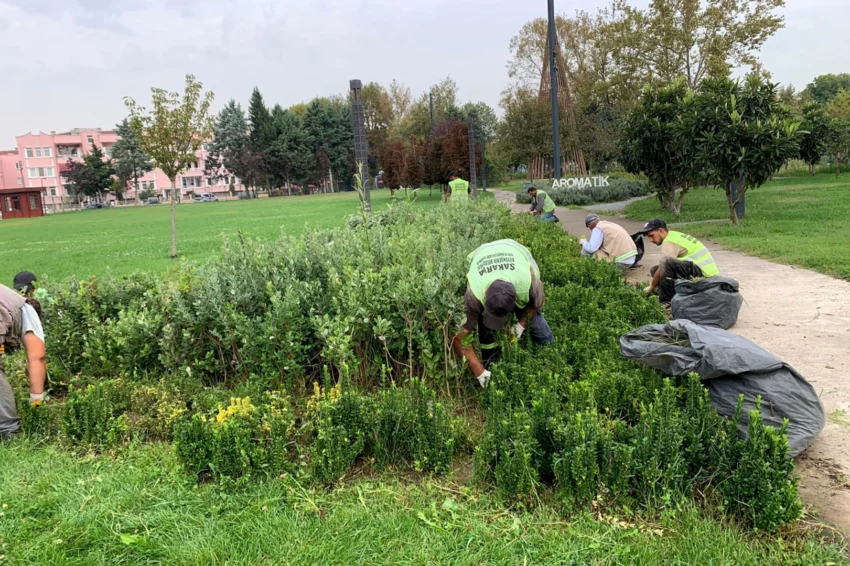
[630,232,645,267]
[619,320,825,457]
[671,276,743,329]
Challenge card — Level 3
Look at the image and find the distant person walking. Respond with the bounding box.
[640,219,719,304]
[579,214,638,274]
[526,186,558,222]
[444,172,470,204]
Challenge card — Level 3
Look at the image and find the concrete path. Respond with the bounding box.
[494,190,850,535]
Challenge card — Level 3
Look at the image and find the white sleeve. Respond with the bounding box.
[20,303,44,343]
[582,227,604,254]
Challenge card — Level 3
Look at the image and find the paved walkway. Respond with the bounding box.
[494,190,850,535]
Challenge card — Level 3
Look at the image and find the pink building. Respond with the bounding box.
[0,128,245,210]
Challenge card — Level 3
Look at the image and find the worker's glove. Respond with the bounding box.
[643,286,654,296]
[514,322,526,341]
[579,237,587,244]
[476,369,491,388]
[29,392,44,407]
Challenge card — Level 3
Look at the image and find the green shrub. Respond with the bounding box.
[174,392,296,482]
[374,379,456,473]
[308,383,374,484]
[719,396,803,530]
[515,178,650,206]
[128,381,187,441]
[62,379,132,449]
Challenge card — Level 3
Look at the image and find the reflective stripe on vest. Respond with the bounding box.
[537,190,556,213]
[664,231,719,277]
[448,179,469,201]
[466,239,538,307]
[614,249,638,263]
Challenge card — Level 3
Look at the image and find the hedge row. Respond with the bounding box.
[14,200,802,530]
[515,178,651,206]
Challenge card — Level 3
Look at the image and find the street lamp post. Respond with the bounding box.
[548,0,562,179]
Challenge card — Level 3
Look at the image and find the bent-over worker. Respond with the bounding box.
[444,172,470,203]
[527,186,558,222]
[579,214,638,274]
[451,239,555,387]
[0,283,47,439]
[640,218,719,304]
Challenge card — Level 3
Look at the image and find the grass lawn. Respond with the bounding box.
[0,189,451,285]
[624,174,850,280]
[0,440,845,565]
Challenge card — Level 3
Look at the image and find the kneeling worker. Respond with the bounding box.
[527,186,558,222]
[0,283,47,439]
[579,214,638,273]
[452,239,555,387]
[640,218,719,304]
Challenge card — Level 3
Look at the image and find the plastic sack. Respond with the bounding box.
[619,320,825,457]
[671,276,743,329]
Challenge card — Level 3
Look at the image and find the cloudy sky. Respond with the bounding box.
[0,0,847,145]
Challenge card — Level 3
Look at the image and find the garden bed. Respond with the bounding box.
[11,200,802,532]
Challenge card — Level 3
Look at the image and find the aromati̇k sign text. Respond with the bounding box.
[553,176,610,189]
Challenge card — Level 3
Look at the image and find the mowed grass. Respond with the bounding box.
[0,189,449,285]
[624,174,850,279]
[0,440,845,566]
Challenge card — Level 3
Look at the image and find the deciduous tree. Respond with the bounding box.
[686,74,802,225]
[803,74,850,105]
[61,144,115,202]
[125,74,215,258]
[797,103,835,175]
[112,118,152,204]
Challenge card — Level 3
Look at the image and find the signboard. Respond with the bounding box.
[552,176,609,189]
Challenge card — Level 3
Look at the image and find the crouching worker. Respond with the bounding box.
[640,218,719,305]
[451,239,555,387]
[527,186,558,222]
[579,214,638,274]
[0,283,47,439]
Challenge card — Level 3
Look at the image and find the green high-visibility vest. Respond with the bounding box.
[664,231,719,277]
[536,190,556,213]
[466,239,540,308]
[448,178,469,202]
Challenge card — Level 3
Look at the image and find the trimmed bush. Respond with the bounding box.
[515,178,650,206]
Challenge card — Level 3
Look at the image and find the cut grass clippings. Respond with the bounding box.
[624,174,850,280]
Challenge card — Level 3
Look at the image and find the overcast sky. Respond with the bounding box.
[0,0,847,145]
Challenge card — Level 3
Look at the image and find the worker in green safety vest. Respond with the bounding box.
[444,172,470,203]
[451,239,555,387]
[640,218,720,305]
[526,186,558,222]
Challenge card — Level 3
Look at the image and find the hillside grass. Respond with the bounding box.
[624,174,850,279]
[0,440,845,565]
[0,190,453,284]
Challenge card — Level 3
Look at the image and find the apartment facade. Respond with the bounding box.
[0,128,244,210]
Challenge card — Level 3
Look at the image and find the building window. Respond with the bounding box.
[230,176,236,185]
[4,197,10,211]
[25,148,34,158]
[35,148,43,157]
[46,167,54,177]
[87,136,94,145]
[48,187,57,196]
[43,147,52,157]
[28,168,36,179]
[12,197,21,211]
[181,176,200,188]
[30,195,38,209]
[15,162,21,169]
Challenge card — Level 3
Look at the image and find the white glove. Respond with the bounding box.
[476,370,491,388]
[514,322,525,340]
[30,392,44,406]
[643,286,654,296]
[579,237,587,244]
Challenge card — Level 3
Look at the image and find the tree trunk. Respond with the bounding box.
[170,181,178,259]
[809,163,815,176]
[134,175,140,205]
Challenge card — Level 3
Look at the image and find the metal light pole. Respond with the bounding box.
[548,0,562,179]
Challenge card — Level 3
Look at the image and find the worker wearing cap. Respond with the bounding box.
[640,218,719,304]
[451,239,554,387]
[526,186,558,222]
[579,214,638,274]
[0,280,47,439]
[444,172,470,204]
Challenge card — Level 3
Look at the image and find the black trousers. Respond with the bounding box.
[478,311,555,369]
[650,258,703,304]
